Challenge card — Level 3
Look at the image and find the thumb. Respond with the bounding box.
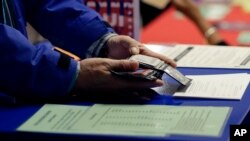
[130,47,140,55]
[110,60,139,72]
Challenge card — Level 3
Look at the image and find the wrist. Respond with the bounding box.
[204,27,217,39]
[99,33,118,57]
[204,27,224,45]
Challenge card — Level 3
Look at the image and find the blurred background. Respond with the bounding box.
[27,0,250,47]
[140,0,250,46]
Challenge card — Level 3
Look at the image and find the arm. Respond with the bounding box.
[25,0,114,59]
[74,58,164,94]
[171,0,225,45]
[21,0,175,97]
[0,24,77,99]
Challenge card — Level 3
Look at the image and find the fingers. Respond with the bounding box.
[104,59,164,88]
[107,35,176,68]
[121,36,140,55]
[112,77,164,90]
[76,58,164,93]
[130,47,140,55]
[155,53,177,68]
[119,36,177,67]
[107,59,139,72]
[106,35,140,59]
[125,79,164,89]
[139,46,177,68]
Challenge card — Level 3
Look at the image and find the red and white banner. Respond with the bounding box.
[84,0,140,40]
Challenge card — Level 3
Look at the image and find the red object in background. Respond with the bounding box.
[141,7,204,45]
[219,6,250,46]
[141,6,250,46]
[84,0,140,40]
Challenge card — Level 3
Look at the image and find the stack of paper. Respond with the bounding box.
[163,44,250,69]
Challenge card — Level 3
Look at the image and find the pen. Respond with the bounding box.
[53,47,80,61]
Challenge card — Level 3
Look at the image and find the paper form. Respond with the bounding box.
[18,104,231,137]
[174,73,250,100]
[163,44,250,69]
[144,44,173,56]
[153,73,250,100]
[17,104,90,132]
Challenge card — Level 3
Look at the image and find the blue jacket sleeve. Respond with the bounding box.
[25,0,115,59]
[0,24,77,99]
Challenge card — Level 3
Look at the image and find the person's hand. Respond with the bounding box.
[106,35,141,59]
[106,35,176,67]
[74,58,164,93]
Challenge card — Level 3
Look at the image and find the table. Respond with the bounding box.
[0,68,249,141]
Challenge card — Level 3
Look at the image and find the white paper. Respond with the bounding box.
[144,44,173,55]
[173,73,250,100]
[163,44,250,69]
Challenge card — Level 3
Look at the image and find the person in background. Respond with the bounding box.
[0,0,175,101]
[171,0,228,45]
[141,0,228,45]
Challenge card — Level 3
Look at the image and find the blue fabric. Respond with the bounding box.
[0,0,114,99]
